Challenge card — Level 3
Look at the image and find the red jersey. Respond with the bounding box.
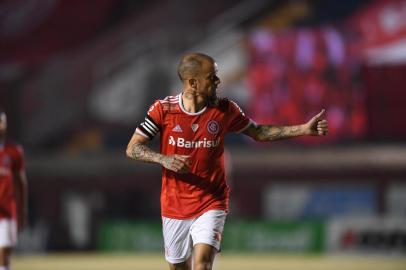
[0,141,24,220]
[136,94,251,219]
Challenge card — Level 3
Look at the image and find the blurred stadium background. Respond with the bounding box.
[1,0,406,269]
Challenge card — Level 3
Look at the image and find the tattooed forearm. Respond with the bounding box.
[252,124,305,141]
[126,142,163,164]
[126,142,190,173]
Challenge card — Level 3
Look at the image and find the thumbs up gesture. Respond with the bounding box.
[304,109,328,136]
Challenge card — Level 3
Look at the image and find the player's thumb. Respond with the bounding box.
[313,109,325,120]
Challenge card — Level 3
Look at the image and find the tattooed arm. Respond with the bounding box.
[243,109,328,141]
[126,133,190,173]
[126,133,162,163]
[243,124,307,141]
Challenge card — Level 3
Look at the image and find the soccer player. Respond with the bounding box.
[0,109,28,270]
[126,53,328,270]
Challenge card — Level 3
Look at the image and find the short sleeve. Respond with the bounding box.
[135,100,163,139]
[12,145,25,173]
[227,100,251,133]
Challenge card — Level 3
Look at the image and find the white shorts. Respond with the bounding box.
[162,210,227,264]
[0,219,17,248]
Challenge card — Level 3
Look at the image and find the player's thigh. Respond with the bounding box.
[0,219,16,249]
[0,219,15,266]
[190,210,227,251]
[162,216,194,264]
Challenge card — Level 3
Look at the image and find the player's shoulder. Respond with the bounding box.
[4,140,24,155]
[155,94,181,113]
[217,98,243,112]
[158,94,179,103]
[4,140,22,149]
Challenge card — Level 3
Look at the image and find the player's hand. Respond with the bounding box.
[160,154,191,173]
[304,109,328,136]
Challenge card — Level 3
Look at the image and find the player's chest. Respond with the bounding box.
[0,152,12,176]
[162,114,226,140]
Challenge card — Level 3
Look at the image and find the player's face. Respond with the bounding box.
[0,113,6,136]
[197,60,220,105]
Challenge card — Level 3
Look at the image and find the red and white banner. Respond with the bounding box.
[350,0,406,49]
[349,0,406,64]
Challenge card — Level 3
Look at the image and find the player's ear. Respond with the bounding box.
[188,78,198,89]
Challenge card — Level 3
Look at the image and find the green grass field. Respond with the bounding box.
[13,253,406,270]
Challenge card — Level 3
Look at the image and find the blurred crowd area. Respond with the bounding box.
[1,0,406,255]
[1,0,405,153]
[246,27,366,142]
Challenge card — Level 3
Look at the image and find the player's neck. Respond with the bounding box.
[181,92,206,113]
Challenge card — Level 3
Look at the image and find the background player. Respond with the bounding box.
[0,109,28,270]
[126,53,328,270]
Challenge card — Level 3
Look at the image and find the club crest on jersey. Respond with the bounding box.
[207,120,219,134]
[191,124,199,132]
[172,124,183,132]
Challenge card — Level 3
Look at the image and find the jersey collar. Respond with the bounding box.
[178,93,207,116]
